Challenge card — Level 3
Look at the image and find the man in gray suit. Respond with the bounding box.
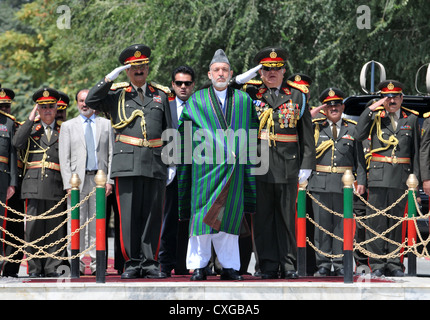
[59,89,114,275]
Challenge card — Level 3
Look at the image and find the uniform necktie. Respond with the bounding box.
[85,119,96,170]
[137,87,145,104]
[332,122,338,140]
[390,112,397,130]
[45,126,52,142]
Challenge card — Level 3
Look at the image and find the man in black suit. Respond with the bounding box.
[85,44,172,279]
[159,65,195,277]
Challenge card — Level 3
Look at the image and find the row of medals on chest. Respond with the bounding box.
[255,101,300,128]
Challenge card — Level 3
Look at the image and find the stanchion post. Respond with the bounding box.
[70,173,81,279]
[95,170,107,283]
[342,170,354,284]
[297,180,308,277]
[407,174,418,276]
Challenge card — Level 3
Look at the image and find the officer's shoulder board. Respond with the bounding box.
[312,117,326,123]
[0,109,16,121]
[242,80,263,91]
[423,111,430,119]
[150,82,171,95]
[110,82,130,91]
[286,80,309,94]
[401,106,419,116]
[343,118,357,125]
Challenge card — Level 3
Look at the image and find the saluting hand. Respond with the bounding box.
[235,65,263,84]
[105,64,131,82]
[368,97,388,111]
[29,104,39,121]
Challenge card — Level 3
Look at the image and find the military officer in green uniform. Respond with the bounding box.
[13,87,68,277]
[420,111,430,196]
[354,80,420,277]
[85,44,172,279]
[309,88,366,276]
[231,47,316,279]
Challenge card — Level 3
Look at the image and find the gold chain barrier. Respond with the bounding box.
[0,171,107,281]
[302,172,430,277]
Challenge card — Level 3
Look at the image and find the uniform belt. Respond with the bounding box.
[371,153,411,164]
[316,165,353,174]
[116,134,163,148]
[0,156,8,164]
[26,161,61,171]
[86,170,98,175]
[259,131,298,143]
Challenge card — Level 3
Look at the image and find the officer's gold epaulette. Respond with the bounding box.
[423,111,430,118]
[375,106,384,112]
[286,80,309,94]
[110,82,130,91]
[0,109,16,121]
[312,117,326,123]
[150,82,171,95]
[343,118,358,125]
[245,80,263,86]
[401,106,419,116]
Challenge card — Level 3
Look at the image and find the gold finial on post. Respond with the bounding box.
[70,173,81,190]
[406,174,419,190]
[94,170,107,187]
[342,169,355,188]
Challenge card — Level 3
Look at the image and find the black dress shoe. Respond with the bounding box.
[220,268,243,281]
[334,268,344,276]
[144,270,167,279]
[284,270,298,279]
[121,268,141,279]
[314,267,330,277]
[28,273,43,278]
[190,268,207,281]
[2,273,18,278]
[45,272,60,277]
[390,269,404,277]
[260,272,278,279]
[371,269,384,277]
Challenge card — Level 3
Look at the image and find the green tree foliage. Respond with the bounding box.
[0,0,429,121]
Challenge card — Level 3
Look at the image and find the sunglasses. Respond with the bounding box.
[262,66,283,72]
[174,81,193,87]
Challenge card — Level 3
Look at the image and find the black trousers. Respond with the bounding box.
[25,199,68,275]
[366,187,407,272]
[254,180,297,273]
[158,176,188,274]
[116,176,165,274]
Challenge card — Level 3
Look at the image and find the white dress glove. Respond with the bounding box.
[105,64,131,82]
[235,65,263,84]
[166,166,177,186]
[298,169,312,183]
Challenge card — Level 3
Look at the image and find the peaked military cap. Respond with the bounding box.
[0,88,15,104]
[119,44,151,65]
[377,80,404,97]
[57,91,70,110]
[287,73,312,87]
[33,87,60,105]
[254,47,287,67]
[319,88,345,105]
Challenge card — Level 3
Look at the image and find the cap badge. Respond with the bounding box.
[270,51,277,59]
[0,90,5,98]
[295,75,301,82]
[43,90,50,97]
[329,89,335,97]
[387,82,394,90]
[134,51,142,58]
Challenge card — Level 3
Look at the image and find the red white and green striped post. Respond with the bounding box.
[70,173,81,279]
[95,170,107,283]
[407,174,419,276]
[297,180,308,277]
[342,170,354,284]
